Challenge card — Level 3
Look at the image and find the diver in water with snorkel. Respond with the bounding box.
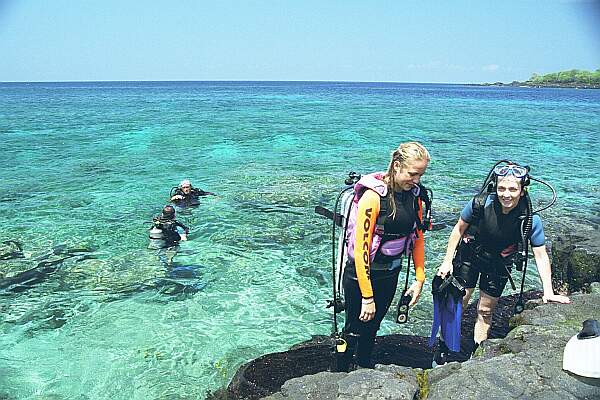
[433,161,570,365]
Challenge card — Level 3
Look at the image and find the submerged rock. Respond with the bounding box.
[0,240,24,261]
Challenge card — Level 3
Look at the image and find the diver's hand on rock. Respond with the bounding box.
[406,280,424,307]
[542,293,570,304]
[437,260,453,279]
[359,298,375,322]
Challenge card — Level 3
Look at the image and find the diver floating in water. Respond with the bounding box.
[170,179,216,207]
[432,160,570,366]
[148,205,189,249]
[149,205,190,266]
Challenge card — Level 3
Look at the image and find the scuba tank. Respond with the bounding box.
[148,225,166,249]
[314,171,361,371]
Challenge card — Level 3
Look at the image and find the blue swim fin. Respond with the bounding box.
[429,275,464,352]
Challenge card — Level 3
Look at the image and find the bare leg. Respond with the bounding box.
[473,291,499,344]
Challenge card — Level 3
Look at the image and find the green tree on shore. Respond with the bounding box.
[528,68,600,85]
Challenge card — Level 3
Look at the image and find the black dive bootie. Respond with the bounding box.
[334,333,359,372]
[355,333,376,369]
[432,339,450,367]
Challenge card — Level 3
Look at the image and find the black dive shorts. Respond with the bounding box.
[453,259,509,298]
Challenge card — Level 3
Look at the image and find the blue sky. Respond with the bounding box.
[0,0,599,83]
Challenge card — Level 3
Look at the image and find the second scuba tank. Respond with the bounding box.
[148,226,166,249]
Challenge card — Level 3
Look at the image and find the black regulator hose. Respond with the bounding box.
[420,185,434,231]
[515,192,533,314]
[338,194,354,295]
[529,176,557,213]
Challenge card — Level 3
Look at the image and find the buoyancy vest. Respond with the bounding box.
[153,218,182,245]
[462,193,529,268]
[346,172,423,265]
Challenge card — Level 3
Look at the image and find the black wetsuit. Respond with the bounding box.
[172,187,214,207]
[153,218,189,247]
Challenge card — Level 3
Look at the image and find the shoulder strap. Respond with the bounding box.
[415,184,432,231]
[471,192,489,226]
[375,195,388,234]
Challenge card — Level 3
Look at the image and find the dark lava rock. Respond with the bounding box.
[428,292,600,400]
[264,365,419,400]
[551,231,600,293]
[214,291,542,399]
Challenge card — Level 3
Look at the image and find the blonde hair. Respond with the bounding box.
[383,141,430,218]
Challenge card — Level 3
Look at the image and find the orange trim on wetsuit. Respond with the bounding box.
[413,200,425,283]
[353,189,426,299]
[353,190,380,298]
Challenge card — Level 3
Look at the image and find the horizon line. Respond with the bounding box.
[0,79,486,85]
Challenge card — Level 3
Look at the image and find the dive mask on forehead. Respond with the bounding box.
[493,164,528,179]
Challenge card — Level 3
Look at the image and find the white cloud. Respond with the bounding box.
[483,64,500,71]
[407,62,467,71]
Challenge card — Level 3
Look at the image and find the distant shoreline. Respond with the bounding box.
[473,67,600,89]
[472,80,600,89]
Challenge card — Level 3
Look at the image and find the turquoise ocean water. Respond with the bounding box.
[1,81,599,399]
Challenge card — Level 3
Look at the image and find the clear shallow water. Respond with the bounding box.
[1,81,599,399]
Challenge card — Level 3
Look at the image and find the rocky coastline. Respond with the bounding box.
[472,80,600,89]
[209,231,600,400]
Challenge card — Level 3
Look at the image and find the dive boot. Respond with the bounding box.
[432,339,449,367]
